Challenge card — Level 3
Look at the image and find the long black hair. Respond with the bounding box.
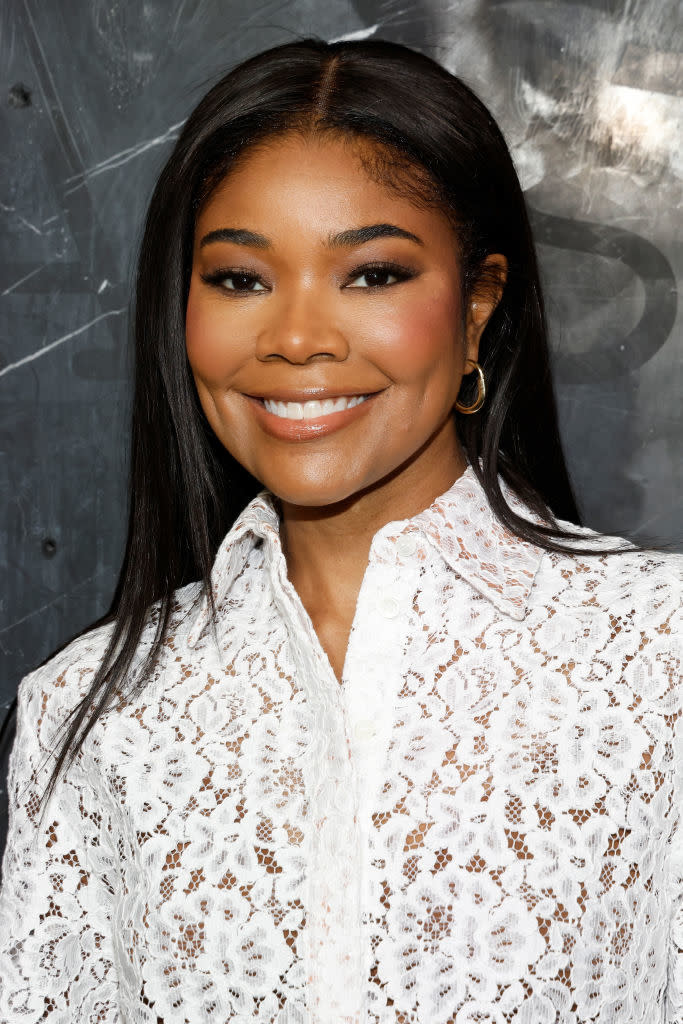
[44,36,626,799]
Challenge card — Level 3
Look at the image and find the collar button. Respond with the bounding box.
[396,532,418,558]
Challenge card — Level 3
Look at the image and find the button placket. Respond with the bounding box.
[276,571,364,1021]
[344,562,414,753]
[340,557,416,1017]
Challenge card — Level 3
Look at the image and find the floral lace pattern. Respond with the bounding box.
[1,466,681,1023]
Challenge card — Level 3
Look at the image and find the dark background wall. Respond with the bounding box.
[1,0,681,856]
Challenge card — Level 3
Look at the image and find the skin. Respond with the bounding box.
[186,132,506,681]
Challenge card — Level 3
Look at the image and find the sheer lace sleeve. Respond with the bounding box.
[0,658,119,1023]
[667,722,683,1024]
[669,862,683,1022]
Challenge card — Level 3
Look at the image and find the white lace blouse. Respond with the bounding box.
[1,466,681,1024]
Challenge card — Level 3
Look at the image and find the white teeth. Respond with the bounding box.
[263,395,369,420]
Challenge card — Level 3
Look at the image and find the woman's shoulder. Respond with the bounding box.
[549,516,683,571]
[15,580,204,738]
[11,619,116,764]
[540,518,682,628]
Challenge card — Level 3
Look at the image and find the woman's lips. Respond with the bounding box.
[246,392,378,441]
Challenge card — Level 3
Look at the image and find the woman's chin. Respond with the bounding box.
[255,467,380,513]
[269,483,366,512]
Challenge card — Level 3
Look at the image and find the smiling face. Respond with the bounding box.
[186,131,502,515]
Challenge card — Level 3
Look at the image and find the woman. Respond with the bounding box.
[0,36,680,1024]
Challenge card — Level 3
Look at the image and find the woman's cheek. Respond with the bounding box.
[185,285,236,384]
[368,290,461,376]
[185,283,212,378]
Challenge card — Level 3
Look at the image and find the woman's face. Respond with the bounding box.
[186,132,501,511]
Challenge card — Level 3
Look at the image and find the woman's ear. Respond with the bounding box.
[464,253,508,368]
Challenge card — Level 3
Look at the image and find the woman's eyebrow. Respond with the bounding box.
[200,228,270,249]
[199,223,424,249]
[327,224,424,247]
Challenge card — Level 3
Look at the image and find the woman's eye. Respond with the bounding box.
[346,265,412,289]
[201,263,413,293]
[220,272,267,292]
[202,270,267,293]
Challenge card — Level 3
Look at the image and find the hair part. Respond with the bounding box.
[42,35,633,805]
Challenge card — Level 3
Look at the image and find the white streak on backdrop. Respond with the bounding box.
[0,307,126,378]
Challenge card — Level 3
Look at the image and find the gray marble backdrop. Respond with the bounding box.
[1,0,681,828]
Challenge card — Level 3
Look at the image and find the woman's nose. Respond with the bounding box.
[254,289,350,364]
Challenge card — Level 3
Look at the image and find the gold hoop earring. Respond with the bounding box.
[455,362,486,415]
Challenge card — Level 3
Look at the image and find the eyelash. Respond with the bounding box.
[200,261,416,294]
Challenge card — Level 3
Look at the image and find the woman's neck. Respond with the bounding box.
[279,442,468,622]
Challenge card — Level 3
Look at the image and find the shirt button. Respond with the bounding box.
[396,533,417,557]
[379,595,400,618]
[354,719,377,741]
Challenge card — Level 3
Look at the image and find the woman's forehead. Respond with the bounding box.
[205,132,404,196]
[196,131,454,243]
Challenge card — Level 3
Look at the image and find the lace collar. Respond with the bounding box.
[187,465,547,645]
